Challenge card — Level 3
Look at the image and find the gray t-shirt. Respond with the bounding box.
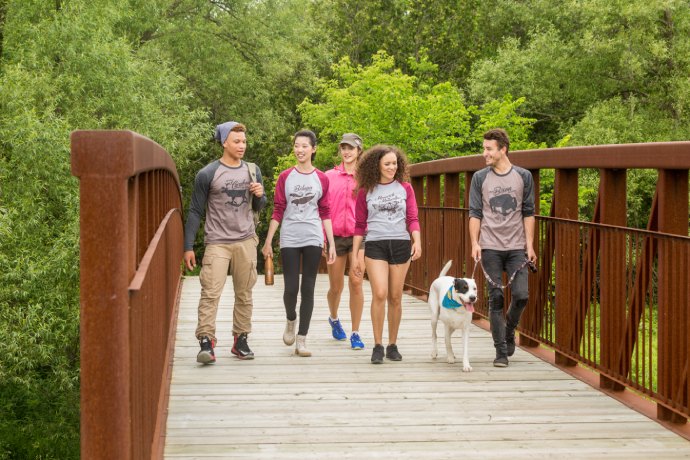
[271,167,331,249]
[184,160,266,250]
[469,165,535,251]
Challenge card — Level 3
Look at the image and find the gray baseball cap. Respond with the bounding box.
[339,133,363,149]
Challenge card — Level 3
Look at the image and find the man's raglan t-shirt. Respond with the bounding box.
[468,165,535,251]
[354,181,420,241]
[271,167,331,249]
[183,160,267,250]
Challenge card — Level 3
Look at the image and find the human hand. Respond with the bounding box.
[410,240,422,261]
[184,250,196,271]
[261,242,273,259]
[352,260,362,277]
[471,243,481,262]
[249,182,264,197]
[326,245,336,264]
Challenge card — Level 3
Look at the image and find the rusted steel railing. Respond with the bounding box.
[71,131,184,459]
[408,142,690,431]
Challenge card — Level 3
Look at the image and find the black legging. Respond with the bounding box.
[281,245,322,336]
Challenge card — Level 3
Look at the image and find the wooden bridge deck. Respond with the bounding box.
[165,275,690,459]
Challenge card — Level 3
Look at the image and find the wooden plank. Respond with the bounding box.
[165,275,690,459]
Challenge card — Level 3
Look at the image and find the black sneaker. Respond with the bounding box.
[231,332,255,360]
[493,355,509,367]
[197,336,216,364]
[371,344,384,364]
[385,344,402,361]
[506,334,516,357]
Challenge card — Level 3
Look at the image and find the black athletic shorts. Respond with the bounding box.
[364,239,411,264]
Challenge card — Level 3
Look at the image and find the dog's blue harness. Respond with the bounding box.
[441,287,462,309]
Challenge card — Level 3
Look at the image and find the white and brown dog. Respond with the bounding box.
[429,260,478,372]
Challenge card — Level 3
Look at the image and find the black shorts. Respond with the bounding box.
[364,239,411,264]
[333,236,365,257]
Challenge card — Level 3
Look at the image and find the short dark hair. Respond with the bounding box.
[230,123,246,133]
[294,129,318,161]
[483,128,510,154]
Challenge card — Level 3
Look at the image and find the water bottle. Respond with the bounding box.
[264,255,274,286]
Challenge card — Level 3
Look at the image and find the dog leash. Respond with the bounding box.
[471,257,536,291]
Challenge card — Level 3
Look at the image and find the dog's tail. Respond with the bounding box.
[439,260,452,278]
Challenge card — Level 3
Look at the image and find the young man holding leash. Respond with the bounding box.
[469,128,536,368]
[184,121,266,363]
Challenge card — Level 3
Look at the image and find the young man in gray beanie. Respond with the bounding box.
[184,121,267,363]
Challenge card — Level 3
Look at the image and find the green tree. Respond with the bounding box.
[468,0,690,145]
[0,1,206,457]
[295,51,540,172]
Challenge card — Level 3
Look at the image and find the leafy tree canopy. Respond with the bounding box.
[294,51,541,173]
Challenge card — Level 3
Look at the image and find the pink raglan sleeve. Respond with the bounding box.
[403,182,420,233]
[317,170,331,220]
[354,188,368,236]
[271,169,289,223]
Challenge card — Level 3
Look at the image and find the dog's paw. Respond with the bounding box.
[431,351,438,359]
[446,355,455,364]
[462,363,472,372]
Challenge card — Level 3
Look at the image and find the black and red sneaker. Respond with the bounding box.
[197,336,216,364]
[231,332,255,360]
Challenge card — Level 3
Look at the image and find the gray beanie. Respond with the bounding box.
[214,121,239,145]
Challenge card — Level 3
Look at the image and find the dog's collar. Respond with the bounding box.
[441,287,463,309]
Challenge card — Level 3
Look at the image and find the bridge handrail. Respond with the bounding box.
[71,130,184,460]
[408,141,690,433]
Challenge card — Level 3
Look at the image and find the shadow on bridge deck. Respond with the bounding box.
[165,275,690,459]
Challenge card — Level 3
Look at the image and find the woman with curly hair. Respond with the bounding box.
[351,145,421,364]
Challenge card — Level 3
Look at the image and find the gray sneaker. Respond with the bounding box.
[385,344,402,361]
[371,344,384,364]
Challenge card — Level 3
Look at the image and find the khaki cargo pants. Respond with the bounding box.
[195,236,258,342]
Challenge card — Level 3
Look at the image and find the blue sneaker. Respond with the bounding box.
[329,317,347,341]
[350,332,365,350]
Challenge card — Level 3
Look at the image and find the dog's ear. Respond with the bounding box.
[454,278,469,294]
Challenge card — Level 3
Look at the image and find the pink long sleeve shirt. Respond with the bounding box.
[324,163,357,237]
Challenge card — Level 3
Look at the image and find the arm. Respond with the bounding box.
[316,170,331,220]
[403,183,422,260]
[524,216,536,263]
[352,235,365,276]
[521,168,536,263]
[410,230,421,261]
[469,217,481,261]
[262,218,280,259]
[353,188,368,237]
[270,170,288,222]
[262,170,287,259]
[468,172,484,262]
[321,219,337,264]
[249,166,267,211]
[183,167,212,270]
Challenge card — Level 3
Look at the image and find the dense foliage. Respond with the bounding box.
[1,0,688,457]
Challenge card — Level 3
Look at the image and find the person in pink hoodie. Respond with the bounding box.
[324,133,366,350]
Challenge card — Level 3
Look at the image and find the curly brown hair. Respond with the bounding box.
[355,144,410,193]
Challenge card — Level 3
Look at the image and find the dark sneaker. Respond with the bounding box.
[231,332,255,360]
[385,344,402,361]
[493,355,509,367]
[197,336,216,364]
[329,317,347,341]
[506,334,516,357]
[371,344,384,364]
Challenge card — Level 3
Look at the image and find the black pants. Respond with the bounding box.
[281,246,322,336]
[482,249,529,356]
